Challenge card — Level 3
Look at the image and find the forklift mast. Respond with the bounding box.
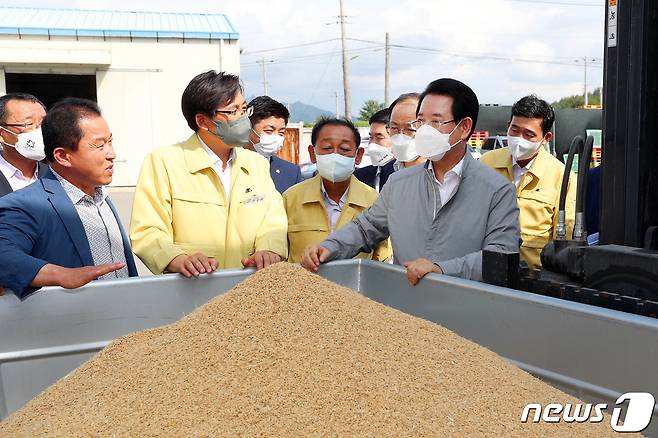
[601,0,658,247]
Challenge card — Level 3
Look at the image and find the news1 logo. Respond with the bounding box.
[521,392,655,433]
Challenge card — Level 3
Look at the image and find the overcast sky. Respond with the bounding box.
[9,0,605,114]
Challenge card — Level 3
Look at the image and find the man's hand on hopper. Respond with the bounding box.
[300,245,331,273]
[241,251,281,270]
[167,253,218,278]
[31,262,127,289]
[403,258,442,286]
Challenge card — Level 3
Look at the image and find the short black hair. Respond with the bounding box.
[43,98,102,162]
[248,96,290,126]
[311,117,361,148]
[369,108,389,125]
[417,78,479,137]
[0,92,45,124]
[181,70,242,131]
[511,94,555,135]
[388,92,419,115]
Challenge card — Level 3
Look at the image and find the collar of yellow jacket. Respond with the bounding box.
[301,174,371,208]
[489,146,550,182]
[181,134,251,175]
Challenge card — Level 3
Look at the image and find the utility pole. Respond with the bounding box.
[384,32,391,107]
[339,0,352,119]
[259,56,269,95]
[335,91,340,117]
[583,56,588,106]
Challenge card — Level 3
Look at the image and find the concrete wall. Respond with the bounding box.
[0,35,240,186]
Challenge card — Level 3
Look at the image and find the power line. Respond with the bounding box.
[240,46,384,66]
[392,46,603,67]
[241,39,339,56]
[346,37,602,68]
[308,40,340,105]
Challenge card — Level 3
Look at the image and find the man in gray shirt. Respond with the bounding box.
[302,78,519,284]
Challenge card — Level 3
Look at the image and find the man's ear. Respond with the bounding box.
[544,131,553,144]
[308,145,317,164]
[355,147,365,166]
[0,128,15,145]
[460,117,474,141]
[52,147,73,168]
[195,113,211,132]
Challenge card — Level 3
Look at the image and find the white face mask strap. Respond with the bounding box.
[446,119,464,149]
[0,125,16,136]
[0,126,16,148]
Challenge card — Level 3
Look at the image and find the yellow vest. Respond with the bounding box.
[282,175,391,263]
[130,134,288,274]
[480,148,576,269]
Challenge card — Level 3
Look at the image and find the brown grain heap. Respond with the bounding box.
[1,263,624,437]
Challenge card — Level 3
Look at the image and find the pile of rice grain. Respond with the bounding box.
[1,263,624,437]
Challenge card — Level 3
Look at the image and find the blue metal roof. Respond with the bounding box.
[0,7,239,40]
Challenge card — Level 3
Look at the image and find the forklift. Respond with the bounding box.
[483,0,658,318]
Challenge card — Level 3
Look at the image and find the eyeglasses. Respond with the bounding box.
[386,122,416,136]
[411,119,455,130]
[88,137,113,152]
[2,121,38,131]
[215,106,253,117]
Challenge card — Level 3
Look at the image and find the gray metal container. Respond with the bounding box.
[1,260,657,435]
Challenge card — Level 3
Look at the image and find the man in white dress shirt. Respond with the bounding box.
[0,93,48,197]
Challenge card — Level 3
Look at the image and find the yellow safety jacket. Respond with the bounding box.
[130,134,288,274]
[282,175,391,263]
[480,148,576,269]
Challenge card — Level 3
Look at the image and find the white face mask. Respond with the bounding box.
[0,126,46,161]
[252,131,284,157]
[315,152,355,183]
[390,134,418,162]
[414,122,461,161]
[366,143,394,167]
[507,135,544,161]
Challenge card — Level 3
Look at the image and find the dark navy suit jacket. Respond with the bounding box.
[0,170,138,298]
[0,161,49,198]
[270,155,303,193]
[354,160,396,191]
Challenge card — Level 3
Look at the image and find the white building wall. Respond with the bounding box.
[0,35,240,186]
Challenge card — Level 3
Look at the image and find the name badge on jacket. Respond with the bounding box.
[240,189,265,205]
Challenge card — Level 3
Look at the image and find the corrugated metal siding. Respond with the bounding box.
[0,7,239,40]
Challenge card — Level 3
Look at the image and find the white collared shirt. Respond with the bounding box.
[428,154,466,208]
[320,181,348,231]
[0,150,39,191]
[374,166,382,192]
[512,156,536,187]
[198,135,234,204]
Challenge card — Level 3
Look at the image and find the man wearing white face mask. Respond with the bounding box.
[387,93,425,171]
[480,95,576,269]
[354,109,395,192]
[246,96,303,193]
[0,93,49,197]
[283,117,390,263]
[301,79,519,284]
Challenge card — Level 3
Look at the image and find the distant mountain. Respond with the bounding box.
[286,101,333,123]
[244,95,333,123]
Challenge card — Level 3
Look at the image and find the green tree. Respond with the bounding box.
[552,87,602,109]
[359,99,384,121]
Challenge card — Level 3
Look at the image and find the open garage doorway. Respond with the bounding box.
[5,73,97,109]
